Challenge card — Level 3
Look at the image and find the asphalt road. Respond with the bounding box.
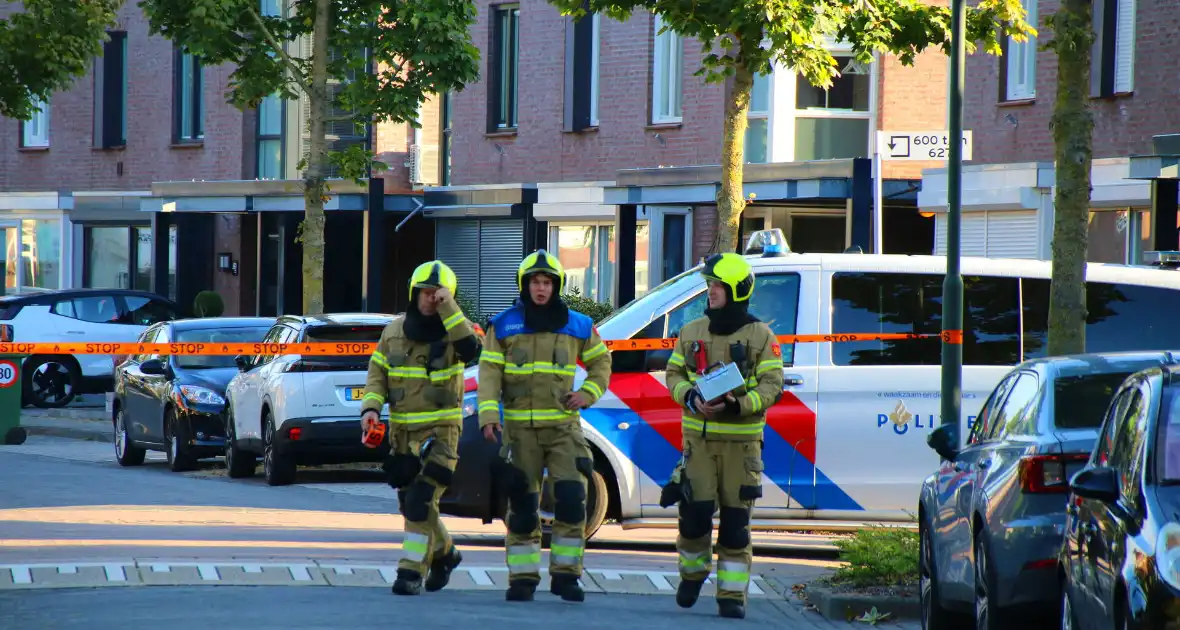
[0,435,918,629]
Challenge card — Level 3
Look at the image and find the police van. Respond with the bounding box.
[457,230,1180,536]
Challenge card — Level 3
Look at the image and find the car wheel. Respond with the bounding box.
[920,514,965,630]
[974,532,1006,630]
[263,411,296,486]
[113,408,145,467]
[224,408,256,479]
[164,408,196,472]
[23,356,79,409]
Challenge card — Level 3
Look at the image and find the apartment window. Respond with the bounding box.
[551,223,615,303]
[83,225,152,290]
[590,13,600,126]
[794,55,871,160]
[20,96,49,148]
[745,71,771,163]
[174,48,203,142]
[1003,0,1037,100]
[1092,0,1136,96]
[257,94,284,179]
[260,0,282,16]
[651,15,682,124]
[93,30,128,148]
[489,5,520,131]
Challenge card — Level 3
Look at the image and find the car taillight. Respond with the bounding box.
[1019,453,1090,493]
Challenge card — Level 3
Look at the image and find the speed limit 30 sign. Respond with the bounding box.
[0,360,17,388]
[877,130,973,161]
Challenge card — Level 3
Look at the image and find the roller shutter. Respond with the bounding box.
[933,210,1038,259]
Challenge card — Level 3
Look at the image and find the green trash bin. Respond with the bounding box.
[0,355,26,445]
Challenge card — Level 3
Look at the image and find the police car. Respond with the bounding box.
[442,230,1180,539]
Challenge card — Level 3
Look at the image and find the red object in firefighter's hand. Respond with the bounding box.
[361,421,386,448]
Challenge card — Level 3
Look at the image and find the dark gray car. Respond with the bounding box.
[918,351,1180,630]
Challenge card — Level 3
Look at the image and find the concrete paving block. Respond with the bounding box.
[138,564,208,586]
[216,564,327,586]
[319,566,396,588]
[0,563,138,590]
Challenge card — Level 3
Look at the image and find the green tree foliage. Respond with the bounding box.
[547,0,1034,254]
[563,287,614,323]
[138,0,481,315]
[193,290,225,317]
[0,0,121,119]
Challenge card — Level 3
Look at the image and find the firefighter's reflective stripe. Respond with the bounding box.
[581,343,608,362]
[679,549,710,574]
[755,359,781,377]
[402,532,430,563]
[480,350,506,365]
[672,381,692,402]
[507,543,541,575]
[442,311,466,331]
[717,560,750,592]
[503,408,577,422]
[580,380,604,399]
[478,400,500,414]
[504,362,576,377]
[550,536,584,568]
[682,417,765,436]
[371,351,391,370]
[362,392,386,405]
[668,352,686,368]
[388,364,465,382]
[390,408,464,424]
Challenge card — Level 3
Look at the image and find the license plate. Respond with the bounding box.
[346,387,365,401]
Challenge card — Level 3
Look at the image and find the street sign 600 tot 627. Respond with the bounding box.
[876,131,973,161]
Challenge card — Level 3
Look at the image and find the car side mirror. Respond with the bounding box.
[140,358,168,376]
[234,355,250,372]
[927,423,959,461]
[1070,466,1120,504]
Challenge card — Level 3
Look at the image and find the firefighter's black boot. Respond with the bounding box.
[391,568,423,596]
[677,578,704,608]
[718,599,746,619]
[549,573,585,602]
[425,547,463,592]
[505,579,537,602]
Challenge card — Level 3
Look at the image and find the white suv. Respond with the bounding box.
[222,313,394,486]
[0,289,177,408]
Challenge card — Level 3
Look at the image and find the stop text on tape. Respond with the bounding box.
[0,330,964,356]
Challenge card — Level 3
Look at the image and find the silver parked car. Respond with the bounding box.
[918,351,1180,630]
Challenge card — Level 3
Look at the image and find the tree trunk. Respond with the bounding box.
[715,64,755,255]
[301,0,332,316]
[1046,0,1094,356]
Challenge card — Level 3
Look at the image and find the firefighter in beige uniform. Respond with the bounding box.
[662,253,783,620]
[360,260,480,596]
[478,250,612,603]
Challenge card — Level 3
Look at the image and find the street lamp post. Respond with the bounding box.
[940,0,965,433]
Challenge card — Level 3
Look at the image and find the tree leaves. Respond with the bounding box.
[0,0,121,119]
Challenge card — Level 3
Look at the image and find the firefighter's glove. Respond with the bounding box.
[684,388,705,414]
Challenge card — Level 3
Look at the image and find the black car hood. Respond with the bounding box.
[176,367,238,394]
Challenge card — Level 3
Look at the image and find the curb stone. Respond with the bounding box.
[801,582,920,623]
[22,424,112,443]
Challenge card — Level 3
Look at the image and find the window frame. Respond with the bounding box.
[969,372,1018,445]
[1003,0,1037,101]
[256,94,285,179]
[549,221,615,303]
[489,4,521,132]
[650,14,682,124]
[589,12,601,127]
[986,371,1042,441]
[81,223,152,290]
[20,96,49,148]
[93,30,128,149]
[745,70,771,163]
[791,49,874,161]
[173,47,204,143]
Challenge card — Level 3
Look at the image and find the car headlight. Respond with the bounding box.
[180,385,226,407]
[462,392,477,419]
[1157,523,1180,590]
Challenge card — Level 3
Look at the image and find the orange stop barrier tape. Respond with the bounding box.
[0,331,964,356]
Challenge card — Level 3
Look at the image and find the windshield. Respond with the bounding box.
[596,267,704,329]
[304,325,385,362]
[1054,372,1134,429]
[174,326,272,369]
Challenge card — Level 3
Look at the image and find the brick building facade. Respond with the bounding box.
[0,2,435,316]
[426,0,954,315]
[919,0,1179,264]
